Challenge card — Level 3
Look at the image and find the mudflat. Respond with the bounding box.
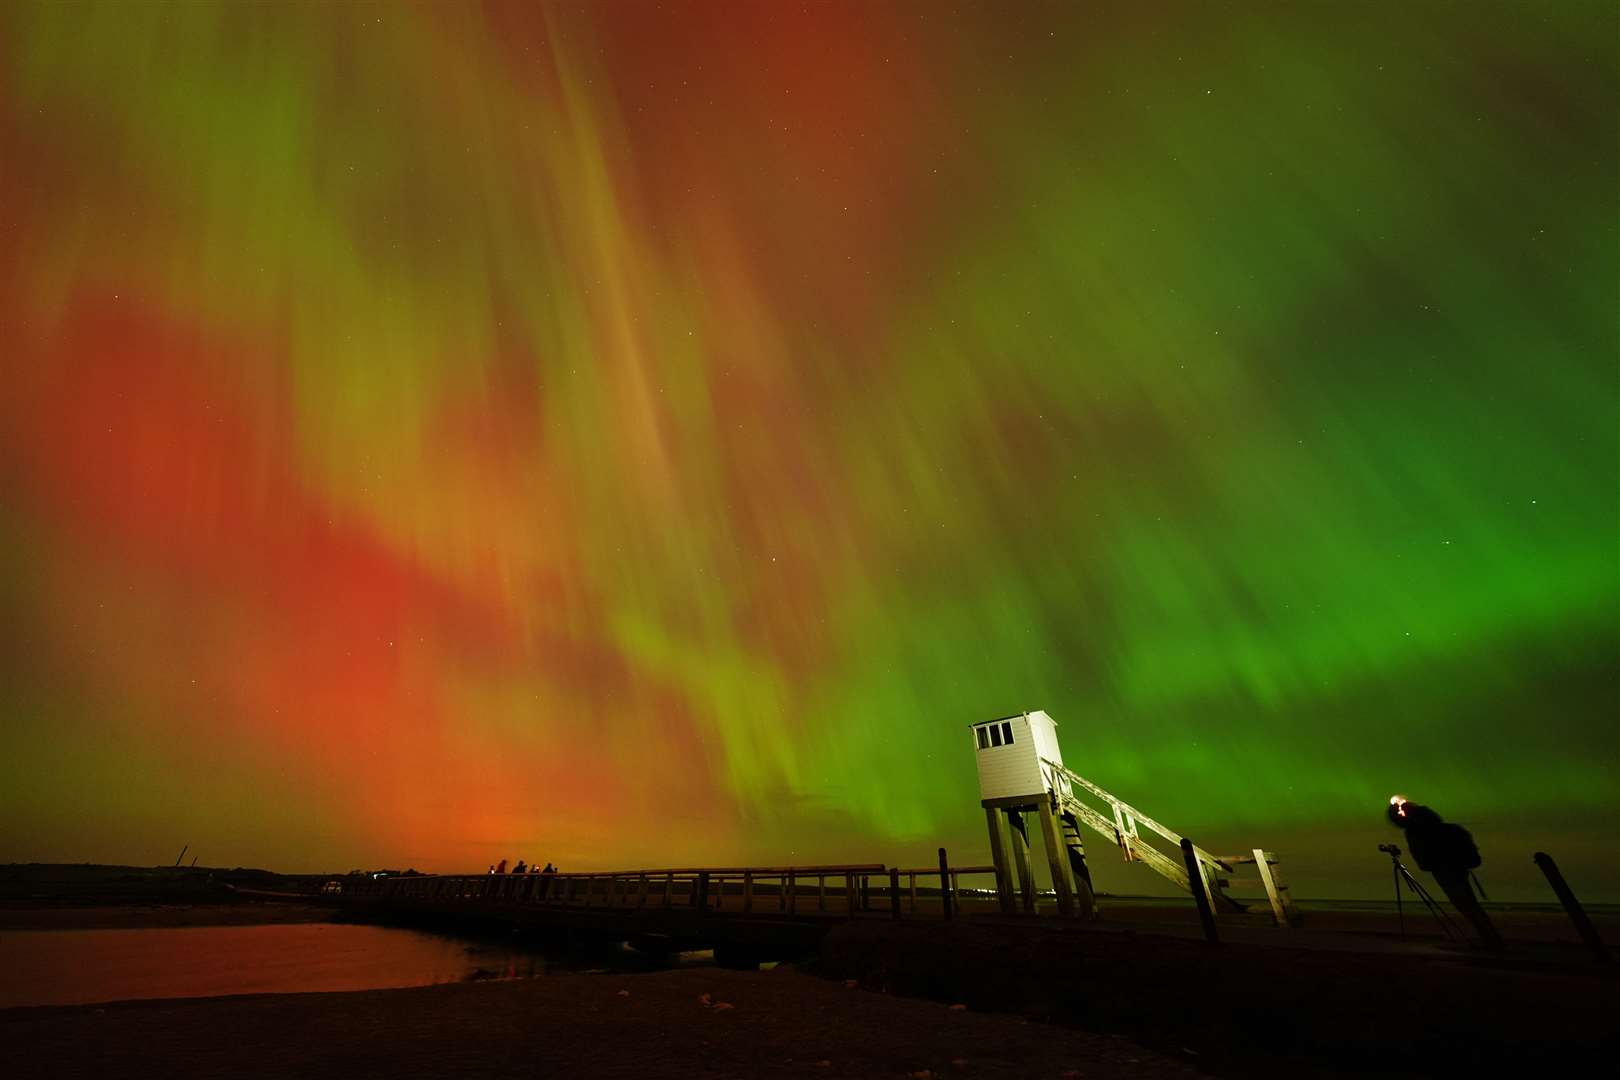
[0,966,1198,1080]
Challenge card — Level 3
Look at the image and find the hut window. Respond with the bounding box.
[989,724,1003,747]
[975,726,989,750]
[1002,721,1015,744]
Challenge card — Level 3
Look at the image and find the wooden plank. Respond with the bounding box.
[743,872,753,913]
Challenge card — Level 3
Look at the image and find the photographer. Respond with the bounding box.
[1387,796,1503,950]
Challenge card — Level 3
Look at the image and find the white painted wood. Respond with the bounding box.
[972,711,1057,802]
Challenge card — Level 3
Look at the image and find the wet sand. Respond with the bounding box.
[0,903,336,932]
[4,892,1616,1077]
[0,966,1200,1080]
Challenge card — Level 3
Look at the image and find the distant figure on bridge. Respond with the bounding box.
[512,859,527,875]
[1387,796,1503,950]
[495,858,508,875]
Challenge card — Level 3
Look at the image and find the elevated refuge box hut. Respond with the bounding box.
[971,710,1063,804]
[970,709,1300,926]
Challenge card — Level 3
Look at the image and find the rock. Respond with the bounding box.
[948,1003,967,1011]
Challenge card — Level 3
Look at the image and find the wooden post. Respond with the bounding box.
[818,875,826,912]
[990,812,1012,905]
[1535,852,1612,965]
[743,872,754,913]
[1007,809,1038,915]
[909,872,918,912]
[695,871,710,916]
[845,873,858,918]
[1181,839,1220,944]
[890,868,902,920]
[938,847,954,921]
[663,872,674,908]
[1038,799,1077,918]
[1252,849,1289,927]
[787,872,797,915]
[778,872,787,911]
[637,873,649,908]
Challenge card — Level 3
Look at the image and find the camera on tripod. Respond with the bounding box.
[1377,841,1464,942]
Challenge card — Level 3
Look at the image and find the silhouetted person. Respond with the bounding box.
[495,858,508,875]
[1388,796,1503,950]
[512,859,527,875]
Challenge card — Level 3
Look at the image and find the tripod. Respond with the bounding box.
[1379,844,1465,943]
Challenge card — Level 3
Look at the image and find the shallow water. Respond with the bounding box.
[0,922,619,1008]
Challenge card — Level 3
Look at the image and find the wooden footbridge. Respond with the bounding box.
[338,861,997,967]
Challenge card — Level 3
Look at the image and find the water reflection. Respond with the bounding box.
[0,923,680,1008]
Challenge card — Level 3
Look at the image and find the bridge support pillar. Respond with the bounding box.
[984,807,1015,915]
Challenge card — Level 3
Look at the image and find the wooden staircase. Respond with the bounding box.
[1040,757,1301,927]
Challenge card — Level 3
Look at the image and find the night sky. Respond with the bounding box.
[1,2,1614,900]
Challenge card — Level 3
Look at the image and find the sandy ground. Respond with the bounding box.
[0,966,1202,1080]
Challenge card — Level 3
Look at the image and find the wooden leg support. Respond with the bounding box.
[985,807,1015,915]
[1007,809,1038,915]
[1038,799,1077,918]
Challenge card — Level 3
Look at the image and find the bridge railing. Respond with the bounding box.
[344,864,889,917]
[886,863,997,918]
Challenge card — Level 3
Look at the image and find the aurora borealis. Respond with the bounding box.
[1,1,1614,899]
